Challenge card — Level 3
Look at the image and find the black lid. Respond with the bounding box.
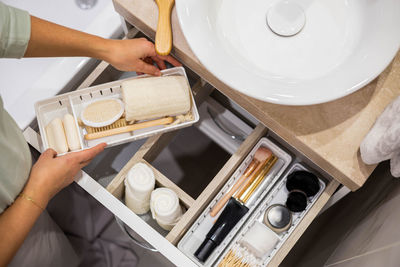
[194,238,218,263]
[286,170,320,197]
[286,190,307,212]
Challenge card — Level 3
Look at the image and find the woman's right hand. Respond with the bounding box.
[22,143,106,209]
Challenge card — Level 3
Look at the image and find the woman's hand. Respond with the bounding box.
[103,38,181,75]
[22,143,106,208]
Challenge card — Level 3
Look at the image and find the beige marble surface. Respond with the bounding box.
[113,0,400,190]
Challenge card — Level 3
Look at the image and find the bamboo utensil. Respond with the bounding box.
[155,0,175,55]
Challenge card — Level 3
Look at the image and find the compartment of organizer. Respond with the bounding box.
[151,126,232,199]
[178,137,292,266]
[35,96,84,155]
[35,66,200,154]
[113,158,193,236]
[215,163,326,267]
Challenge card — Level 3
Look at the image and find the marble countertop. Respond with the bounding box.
[113,0,400,191]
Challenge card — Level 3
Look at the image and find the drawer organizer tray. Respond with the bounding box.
[178,137,292,266]
[34,67,199,154]
[214,163,326,267]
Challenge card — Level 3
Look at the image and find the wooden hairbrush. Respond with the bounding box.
[84,117,174,140]
[155,0,175,55]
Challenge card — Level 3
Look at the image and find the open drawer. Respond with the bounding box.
[25,58,340,267]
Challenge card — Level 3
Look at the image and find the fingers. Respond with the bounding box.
[42,148,57,158]
[136,60,161,76]
[137,38,157,58]
[151,56,167,70]
[157,54,182,67]
[67,143,106,164]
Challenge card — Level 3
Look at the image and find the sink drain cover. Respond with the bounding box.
[267,1,306,37]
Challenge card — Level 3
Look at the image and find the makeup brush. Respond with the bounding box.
[194,155,278,263]
[210,147,272,217]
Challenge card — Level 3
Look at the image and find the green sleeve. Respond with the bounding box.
[0,2,31,58]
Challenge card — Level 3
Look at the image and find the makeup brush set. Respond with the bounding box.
[178,138,326,266]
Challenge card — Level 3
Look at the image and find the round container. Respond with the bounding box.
[286,190,308,212]
[150,188,182,231]
[81,97,124,127]
[263,204,292,233]
[124,163,155,214]
[286,170,320,197]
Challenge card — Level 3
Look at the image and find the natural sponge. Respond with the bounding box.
[121,75,191,122]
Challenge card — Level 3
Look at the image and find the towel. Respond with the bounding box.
[360,95,400,177]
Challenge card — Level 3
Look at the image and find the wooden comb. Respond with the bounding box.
[84,117,174,140]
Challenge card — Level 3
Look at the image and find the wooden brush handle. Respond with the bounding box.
[210,160,259,217]
[155,0,175,55]
[84,117,174,140]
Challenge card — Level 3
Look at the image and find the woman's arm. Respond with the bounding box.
[0,144,105,266]
[25,16,180,75]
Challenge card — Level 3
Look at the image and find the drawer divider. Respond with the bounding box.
[142,160,195,208]
[166,123,268,245]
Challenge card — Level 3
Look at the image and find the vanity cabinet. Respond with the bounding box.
[24,52,340,266]
[25,0,400,263]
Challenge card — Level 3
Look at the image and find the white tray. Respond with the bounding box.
[215,163,326,267]
[34,67,199,155]
[178,137,292,267]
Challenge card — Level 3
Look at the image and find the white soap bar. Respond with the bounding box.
[63,114,81,151]
[122,76,191,122]
[124,163,155,214]
[45,118,68,154]
[240,221,280,258]
[150,188,182,231]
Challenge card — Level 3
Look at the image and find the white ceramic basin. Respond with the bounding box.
[176,0,400,105]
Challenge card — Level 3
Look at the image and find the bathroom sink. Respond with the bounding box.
[175,0,400,105]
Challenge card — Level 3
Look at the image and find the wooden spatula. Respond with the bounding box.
[155,0,175,56]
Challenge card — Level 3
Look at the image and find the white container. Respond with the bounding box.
[34,67,199,155]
